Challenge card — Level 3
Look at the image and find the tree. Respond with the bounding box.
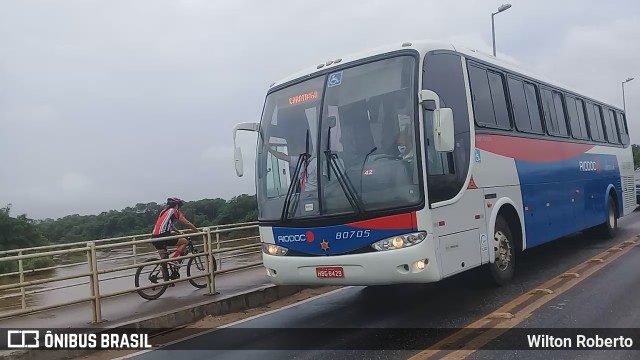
[633,144,640,170]
[1,203,11,216]
[36,195,258,244]
[0,194,259,272]
[0,207,53,273]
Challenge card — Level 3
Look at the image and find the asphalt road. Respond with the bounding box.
[122,210,640,360]
[467,237,640,360]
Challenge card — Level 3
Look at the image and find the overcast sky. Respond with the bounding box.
[1,0,638,219]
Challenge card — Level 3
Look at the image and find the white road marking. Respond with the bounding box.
[113,286,354,359]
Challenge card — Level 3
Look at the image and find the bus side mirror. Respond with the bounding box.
[232,122,260,177]
[433,108,455,153]
[420,90,454,153]
[234,147,244,177]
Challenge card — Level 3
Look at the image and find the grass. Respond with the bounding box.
[0,256,56,274]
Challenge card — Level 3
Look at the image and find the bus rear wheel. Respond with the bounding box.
[598,195,618,239]
[488,215,515,286]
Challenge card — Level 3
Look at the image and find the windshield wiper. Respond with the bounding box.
[280,130,311,222]
[324,150,364,214]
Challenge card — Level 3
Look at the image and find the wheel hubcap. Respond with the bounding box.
[494,230,512,271]
[608,206,615,228]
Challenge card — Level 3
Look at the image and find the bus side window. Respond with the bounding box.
[585,102,604,142]
[616,111,630,145]
[541,88,559,135]
[602,108,620,144]
[507,77,544,135]
[552,91,569,137]
[565,96,589,140]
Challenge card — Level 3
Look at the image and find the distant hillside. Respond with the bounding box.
[35,194,258,244]
[1,194,257,246]
[0,205,53,272]
[0,194,258,273]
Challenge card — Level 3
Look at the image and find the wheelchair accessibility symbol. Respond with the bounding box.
[328,72,342,87]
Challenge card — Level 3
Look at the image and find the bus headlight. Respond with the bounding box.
[262,243,288,256]
[371,232,427,251]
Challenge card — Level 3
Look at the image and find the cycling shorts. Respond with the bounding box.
[151,232,179,250]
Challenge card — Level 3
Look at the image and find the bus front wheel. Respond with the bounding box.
[488,215,515,286]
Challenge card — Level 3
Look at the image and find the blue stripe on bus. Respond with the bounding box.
[515,152,622,248]
[271,224,416,256]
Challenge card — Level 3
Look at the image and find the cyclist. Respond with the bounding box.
[151,197,199,260]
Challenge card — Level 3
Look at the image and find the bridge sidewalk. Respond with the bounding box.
[0,266,272,329]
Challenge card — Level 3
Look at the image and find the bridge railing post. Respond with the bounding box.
[86,242,97,323]
[203,227,212,295]
[132,237,137,265]
[87,241,102,323]
[216,226,221,270]
[18,250,25,310]
[206,227,217,295]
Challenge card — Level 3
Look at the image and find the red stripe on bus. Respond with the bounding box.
[475,134,594,162]
[348,212,417,230]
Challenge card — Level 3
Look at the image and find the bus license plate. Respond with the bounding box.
[316,266,344,278]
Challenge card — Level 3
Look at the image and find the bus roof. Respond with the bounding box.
[269,39,623,112]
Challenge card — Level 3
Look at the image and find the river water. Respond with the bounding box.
[0,236,262,315]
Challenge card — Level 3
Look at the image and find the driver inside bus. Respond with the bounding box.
[395,127,415,160]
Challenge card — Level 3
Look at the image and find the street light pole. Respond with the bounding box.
[622,77,634,113]
[492,4,512,57]
[492,13,496,57]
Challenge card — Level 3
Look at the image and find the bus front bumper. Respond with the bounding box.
[261,235,441,286]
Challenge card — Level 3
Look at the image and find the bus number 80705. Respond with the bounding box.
[335,230,371,240]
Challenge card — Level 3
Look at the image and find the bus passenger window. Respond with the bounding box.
[552,91,568,136]
[468,65,497,128]
[508,77,542,134]
[603,108,619,144]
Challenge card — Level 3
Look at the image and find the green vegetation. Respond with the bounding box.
[633,144,640,170]
[0,194,258,272]
[0,205,55,273]
[36,194,258,243]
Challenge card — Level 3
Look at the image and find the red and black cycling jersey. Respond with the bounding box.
[152,207,184,235]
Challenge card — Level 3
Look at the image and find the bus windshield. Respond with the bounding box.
[256,55,422,222]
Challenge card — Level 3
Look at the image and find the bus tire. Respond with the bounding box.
[488,215,515,286]
[598,195,618,239]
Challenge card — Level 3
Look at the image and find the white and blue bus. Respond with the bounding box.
[232,40,636,286]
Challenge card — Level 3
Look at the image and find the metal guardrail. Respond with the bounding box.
[0,222,262,323]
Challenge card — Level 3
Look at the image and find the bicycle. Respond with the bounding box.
[134,236,217,300]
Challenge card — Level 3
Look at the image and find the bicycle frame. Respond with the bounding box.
[162,237,197,274]
[134,236,210,300]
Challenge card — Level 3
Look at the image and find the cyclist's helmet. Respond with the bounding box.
[167,197,185,208]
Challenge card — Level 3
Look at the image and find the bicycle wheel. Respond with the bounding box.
[135,258,168,300]
[187,252,216,289]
